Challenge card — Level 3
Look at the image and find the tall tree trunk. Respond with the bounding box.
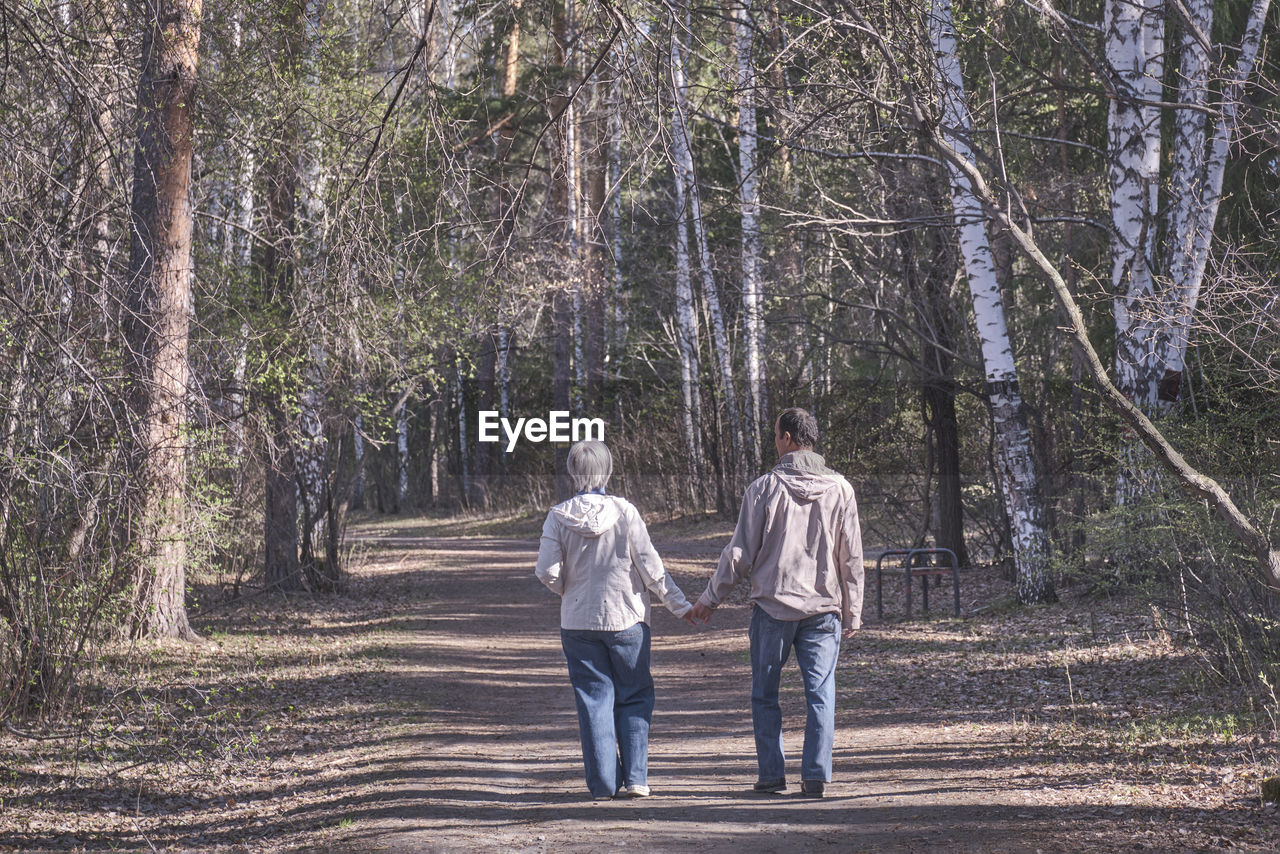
[1159,0,1211,405]
[670,23,706,505]
[296,0,333,585]
[930,0,1053,603]
[455,358,471,506]
[672,7,743,500]
[260,0,306,591]
[429,394,440,508]
[607,63,627,382]
[1160,0,1272,389]
[474,331,497,508]
[352,411,365,510]
[585,107,607,409]
[551,0,573,499]
[396,390,410,510]
[1104,0,1166,511]
[125,0,202,639]
[894,168,969,570]
[1106,0,1165,415]
[553,289,573,499]
[736,0,764,477]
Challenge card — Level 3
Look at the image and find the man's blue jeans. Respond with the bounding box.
[561,622,655,797]
[749,605,841,783]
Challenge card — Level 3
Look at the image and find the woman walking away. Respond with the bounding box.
[535,440,695,800]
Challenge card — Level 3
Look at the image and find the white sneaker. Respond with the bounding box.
[617,784,650,798]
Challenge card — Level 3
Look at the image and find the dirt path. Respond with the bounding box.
[319,531,1273,854]
[3,521,1273,851]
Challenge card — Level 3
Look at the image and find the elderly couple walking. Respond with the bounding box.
[534,407,865,800]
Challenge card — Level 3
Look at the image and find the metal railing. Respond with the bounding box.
[875,547,961,619]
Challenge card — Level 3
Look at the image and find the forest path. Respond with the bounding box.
[326,529,1142,854]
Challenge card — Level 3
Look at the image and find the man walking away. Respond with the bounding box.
[689,407,864,797]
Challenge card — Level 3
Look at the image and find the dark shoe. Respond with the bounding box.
[800,780,825,798]
[753,778,787,793]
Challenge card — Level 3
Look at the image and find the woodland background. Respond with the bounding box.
[1,0,1279,729]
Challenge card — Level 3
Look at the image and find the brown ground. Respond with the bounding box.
[1,513,1277,852]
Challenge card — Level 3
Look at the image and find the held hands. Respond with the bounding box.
[841,627,858,641]
[688,601,714,625]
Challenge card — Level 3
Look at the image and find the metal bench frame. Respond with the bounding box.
[875,547,961,619]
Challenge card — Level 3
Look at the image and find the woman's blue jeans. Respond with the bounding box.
[561,622,655,797]
[749,605,841,783]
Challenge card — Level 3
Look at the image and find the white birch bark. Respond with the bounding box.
[566,0,584,413]
[1160,0,1211,402]
[353,411,365,507]
[931,0,1053,603]
[736,0,764,475]
[456,360,470,506]
[1106,0,1165,410]
[673,8,744,492]
[670,25,705,495]
[225,12,253,472]
[429,401,440,507]
[396,389,410,508]
[498,326,512,422]
[1162,0,1272,381]
[608,62,627,380]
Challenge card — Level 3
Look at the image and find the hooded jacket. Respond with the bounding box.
[696,450,864,630]
[535,493,692,631]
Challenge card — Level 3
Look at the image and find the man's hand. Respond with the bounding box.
[681,609,699,627]
[842,627,858,641]
[689,602,714,624]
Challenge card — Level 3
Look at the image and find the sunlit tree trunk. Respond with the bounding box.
[296,0,333,582]
[1104,0,1165,514]
[669,23,706,503]
[397,387,410,509]
[1106,0,1165,417]
[736,0,764,477]
[930,0,1053,603]
[455,358,471,506]
[608,67,627,381]
[673,6,743,500]
[125,0,202,638]
[1161,0,1272,388]
[1158,0,1211,407]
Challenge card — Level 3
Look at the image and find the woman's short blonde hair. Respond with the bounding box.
[567,440,613,492]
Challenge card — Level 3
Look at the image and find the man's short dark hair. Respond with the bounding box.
[777,407,818,448]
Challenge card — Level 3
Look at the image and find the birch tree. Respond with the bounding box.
[1105,0,1165,415]
[670,19,707,499]
[929,0,1053,603]
[125,0,203,638]
[1159,0,1273,393]
[672,7,745,498]
[736,0,765,476]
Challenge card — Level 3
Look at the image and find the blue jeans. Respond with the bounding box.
[561,622,655,797]
[749,606,841,783]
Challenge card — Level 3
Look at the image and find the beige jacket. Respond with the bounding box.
[535,493,692,631]
[696,451,864,630]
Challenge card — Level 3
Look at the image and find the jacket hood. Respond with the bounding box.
[772,450,844,501]
[552,494,622,537]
